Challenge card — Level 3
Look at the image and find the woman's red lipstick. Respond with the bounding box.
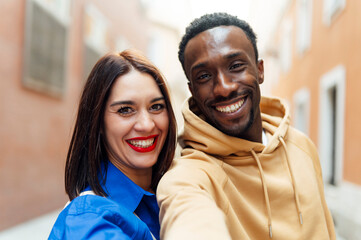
[126,135,158,153]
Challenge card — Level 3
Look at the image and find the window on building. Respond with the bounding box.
[279,20,293,73]
[318,65,345,186]
[293,88,310,135]
[82,4,110,81]
[296,0,313,55]
[323,0,346,25]
[23,0,70,97]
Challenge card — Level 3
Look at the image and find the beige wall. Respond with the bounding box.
[0,0,150,230]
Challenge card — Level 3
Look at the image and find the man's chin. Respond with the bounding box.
[219,128,244,138]
[212,117,253,138]
[213,122,243,137]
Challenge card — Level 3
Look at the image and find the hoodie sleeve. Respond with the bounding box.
[157,163,231,240]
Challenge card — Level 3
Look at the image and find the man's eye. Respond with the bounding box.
[117,106,134,115]
[150,103,165,112]
[195,73,211,82]
[230,63,245,70]
[199,74,210,79]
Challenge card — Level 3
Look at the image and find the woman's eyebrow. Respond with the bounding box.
[110,100,134,107]
[110,97,164,107]
[151,97,165,103]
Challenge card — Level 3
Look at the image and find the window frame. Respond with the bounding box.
[323,0,346,25]
[296,0,313,55]
[22,0,70,97]
[318,64,345,186]
[293,88,311,135]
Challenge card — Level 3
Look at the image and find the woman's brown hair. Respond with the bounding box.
[65,49,177,200]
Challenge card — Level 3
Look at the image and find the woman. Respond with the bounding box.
[49,49,177,240]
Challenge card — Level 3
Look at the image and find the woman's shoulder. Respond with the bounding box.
[65,194,125,215]
[53,194,135,228]
[49,195,148,240]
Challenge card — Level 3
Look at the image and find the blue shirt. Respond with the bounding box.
[48,161,159,240]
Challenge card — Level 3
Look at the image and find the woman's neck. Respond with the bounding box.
[110,159,153,192]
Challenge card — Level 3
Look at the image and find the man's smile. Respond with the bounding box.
[214,97,245,113]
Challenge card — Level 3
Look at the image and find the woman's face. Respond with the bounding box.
[103,69,169,177]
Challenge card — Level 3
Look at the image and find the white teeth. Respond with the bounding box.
[215,99,244,113]
[128,138,155,148]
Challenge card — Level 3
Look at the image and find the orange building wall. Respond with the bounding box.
[0,0,150,230]
[269,0,361,185]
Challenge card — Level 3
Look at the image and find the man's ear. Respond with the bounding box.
[187,81,193,95]
[257,59,264,84]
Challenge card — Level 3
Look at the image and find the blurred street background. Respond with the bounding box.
[0,0,360,239]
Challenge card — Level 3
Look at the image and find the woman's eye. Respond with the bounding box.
[117,106,134,115]
[150,103,165,112]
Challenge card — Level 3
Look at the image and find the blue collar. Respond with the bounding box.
[100,161,155,212]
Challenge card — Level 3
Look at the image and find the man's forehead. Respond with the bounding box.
[184,26,253,68]
[203,26,233,45]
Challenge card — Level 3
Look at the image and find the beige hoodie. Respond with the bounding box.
[157,96,335,240]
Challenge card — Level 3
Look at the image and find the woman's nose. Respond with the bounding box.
[134,111,155,132]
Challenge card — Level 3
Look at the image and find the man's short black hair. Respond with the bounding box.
[178,12,258,73]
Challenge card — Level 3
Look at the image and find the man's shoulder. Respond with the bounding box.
[158,153,228,192]
[284,126,320,165]
[169,150,225,176]
[287,126,317,151]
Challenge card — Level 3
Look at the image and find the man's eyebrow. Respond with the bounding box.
[225,51,246,59]
[190,62,207,73]
[190,52,247,73]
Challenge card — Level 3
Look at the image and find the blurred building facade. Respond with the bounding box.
[262,0,361,239]
[0,0,186,236]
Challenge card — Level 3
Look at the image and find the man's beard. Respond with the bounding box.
[212,108,255,138]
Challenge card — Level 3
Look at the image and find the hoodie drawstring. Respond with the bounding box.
[250,136,303,238]
[251,149,273,238]
[278,136,303,225]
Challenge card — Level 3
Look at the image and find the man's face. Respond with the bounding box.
[184,26,264,140]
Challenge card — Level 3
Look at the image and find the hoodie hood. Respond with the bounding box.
[179,96,290,157]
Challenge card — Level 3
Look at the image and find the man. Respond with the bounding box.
[157,12,335,240]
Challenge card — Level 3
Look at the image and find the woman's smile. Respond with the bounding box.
[126,135,159,152]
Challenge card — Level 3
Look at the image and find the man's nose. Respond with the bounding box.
[213,72,238,97]
[134,111,155,132]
